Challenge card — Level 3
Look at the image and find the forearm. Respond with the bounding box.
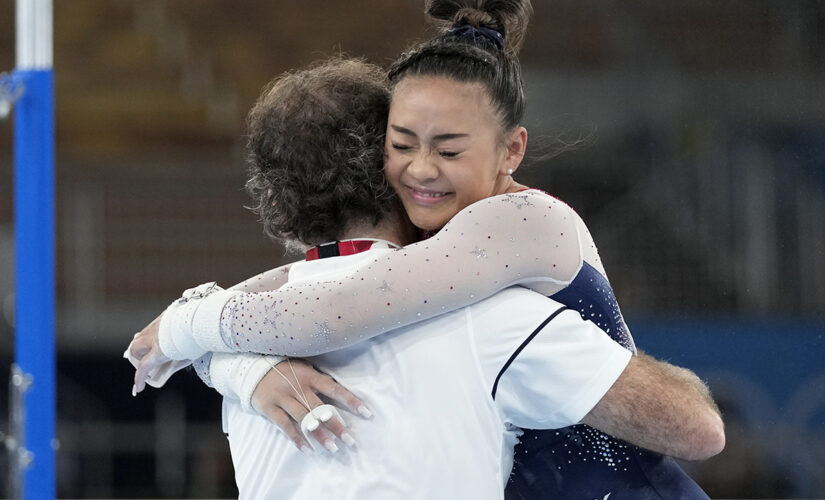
[582,351,725,460]
[156,262,296,360]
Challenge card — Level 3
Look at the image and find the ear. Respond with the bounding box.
[501,126,527,175]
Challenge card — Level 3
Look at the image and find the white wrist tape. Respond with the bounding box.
[192,290,239,353]
[158,299,205,360]
[157,282,240,360]
[210,353,285,413]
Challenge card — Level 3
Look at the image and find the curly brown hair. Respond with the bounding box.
[245,57,395,247]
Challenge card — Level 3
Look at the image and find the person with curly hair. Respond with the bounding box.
[243,59,402,250]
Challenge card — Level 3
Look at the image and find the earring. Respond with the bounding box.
[507,168,514,175]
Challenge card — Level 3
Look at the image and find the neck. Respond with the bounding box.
[498,176,530,195]
[339,210,417,247]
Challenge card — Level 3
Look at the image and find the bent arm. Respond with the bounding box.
[581,351,725,461]
[165,191,586,358]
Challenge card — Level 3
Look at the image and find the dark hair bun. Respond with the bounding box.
[425,0,533,54]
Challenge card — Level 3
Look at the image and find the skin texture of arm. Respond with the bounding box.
[581,351,726,461]
[220,190,590,356]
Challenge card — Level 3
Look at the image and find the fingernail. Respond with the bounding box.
[341,432,356,447]
[299,444,313,454]
[357,405,373,418]
[324,440,339,453]
[132,385,137,397]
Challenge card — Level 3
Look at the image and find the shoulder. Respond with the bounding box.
[520,189,586,223]
[468,288,632,428]
[467,288,569,359]
[447,189,581,232]
[514,191,598,256]
[472,189,574,211]
[470,286,562,319]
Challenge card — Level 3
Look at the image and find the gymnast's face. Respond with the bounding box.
[385,76,526,230]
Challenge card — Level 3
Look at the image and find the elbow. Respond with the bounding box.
[684,414,726,461]
[702,416,726,459]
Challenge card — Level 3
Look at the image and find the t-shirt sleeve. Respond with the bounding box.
[469,288,632,429]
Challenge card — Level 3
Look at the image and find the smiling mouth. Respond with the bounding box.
[414,190,448,197]
[406,186,452,204]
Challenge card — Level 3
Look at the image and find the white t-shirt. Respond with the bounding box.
[223,247,631,500]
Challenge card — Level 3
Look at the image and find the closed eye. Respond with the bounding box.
[439,151,460,158]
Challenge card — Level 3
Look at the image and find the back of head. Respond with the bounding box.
[389,0,533,133]
[245,58,394,248]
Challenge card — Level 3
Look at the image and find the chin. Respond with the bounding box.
[407,211,445,232]
[400,199,452,231]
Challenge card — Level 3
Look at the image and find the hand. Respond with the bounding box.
[128,314,173,394]
[251,358,371,453]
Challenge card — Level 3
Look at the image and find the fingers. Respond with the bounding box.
[311,372,372,419]
[301,393,355,449]
[128,335,153,360]
[307,423,338,453]
[279,397,343,453]
[133,348,171,394]
[257,404,311,452]
[133,352,160,394]
[253,358,365,452]
[317,410,353,447]
[129,314,163,360]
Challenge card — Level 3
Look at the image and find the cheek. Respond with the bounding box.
[383,158,403,189]
[450,160,494,200]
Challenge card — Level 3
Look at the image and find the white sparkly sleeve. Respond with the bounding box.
[219,190,588,356]
[231,263,294,293]
[190,264,294,386]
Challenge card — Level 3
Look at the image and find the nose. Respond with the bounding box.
[406,151,439,183]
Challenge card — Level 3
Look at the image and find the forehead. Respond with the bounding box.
[390,76,496,123]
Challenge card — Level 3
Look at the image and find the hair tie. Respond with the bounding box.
[448,25,504,50]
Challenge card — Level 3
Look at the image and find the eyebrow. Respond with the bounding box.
[390,125,469,142]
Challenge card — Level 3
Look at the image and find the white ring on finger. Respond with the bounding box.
[313,405,334,423]
[303,413,320,432]
[300,404,346,450]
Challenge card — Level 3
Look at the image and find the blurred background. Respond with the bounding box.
[0,0,823,498]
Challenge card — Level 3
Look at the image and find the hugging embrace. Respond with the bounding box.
[127,1,724,498]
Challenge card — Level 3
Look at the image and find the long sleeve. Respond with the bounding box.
[197,264,293,393]
[214,190,601,356]
[168,264,294,388]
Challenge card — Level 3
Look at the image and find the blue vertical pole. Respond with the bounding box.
[14,0,55,498]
